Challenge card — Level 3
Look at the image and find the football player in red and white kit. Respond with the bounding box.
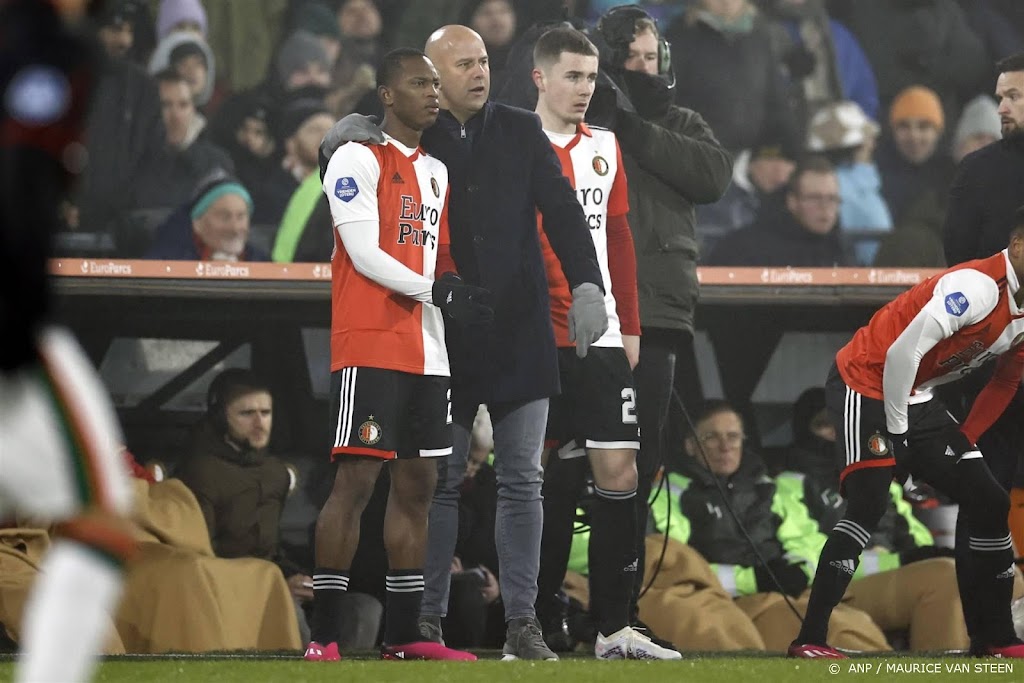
[306,48,488,663]
[791,210,1024,659]
[529,27,679,661]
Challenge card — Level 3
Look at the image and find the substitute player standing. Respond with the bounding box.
[790,208,1024,659]
[530,27,680,660]
[305,48,489,662]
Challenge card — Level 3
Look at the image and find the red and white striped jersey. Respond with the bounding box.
[838,250,1024,402]
[538,123,629,348]
[323,137,450,376]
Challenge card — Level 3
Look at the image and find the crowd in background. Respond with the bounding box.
[56,0,1024,268]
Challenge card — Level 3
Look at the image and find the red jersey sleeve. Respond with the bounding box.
[607,213,640,336]
[960,347,1024,444]
[608,139,629,217]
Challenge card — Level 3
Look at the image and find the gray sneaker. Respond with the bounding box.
[418,615,445,645]
[502,617,559,661]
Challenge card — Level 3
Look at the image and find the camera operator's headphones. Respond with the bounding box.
[594,4,674,84]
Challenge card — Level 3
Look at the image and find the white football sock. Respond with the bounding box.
[16,540,123,683]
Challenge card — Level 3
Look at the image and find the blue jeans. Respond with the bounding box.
[422,398,548,621]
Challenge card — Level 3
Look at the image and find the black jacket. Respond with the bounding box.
[707,201,850,267]
[75,57,167,239]
[614,106,732,332]
[176,422,303,579]
[669,451,787,567]
[421,103,602,408]
[943,137,1024,264]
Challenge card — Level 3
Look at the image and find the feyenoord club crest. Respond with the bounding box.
[430,176,440,198]
[358,419,382,445]
[867,432,889,456]
[592,155,609,176]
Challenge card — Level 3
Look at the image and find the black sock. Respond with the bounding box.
[385,570,424,645]
[797,520,867,645]
[537,456,585,613]
[311,568,349,644]
[955,515,981,645]
[590,485,638,636]
[968,534,1017,646]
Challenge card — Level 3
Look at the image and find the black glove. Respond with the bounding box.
[432,272,493,324]
[899,545,955,566]
[754,558,808,596]
[887,431,911,484]
[945,429,978,460]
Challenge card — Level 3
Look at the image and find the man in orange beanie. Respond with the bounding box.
[876,85,955,227]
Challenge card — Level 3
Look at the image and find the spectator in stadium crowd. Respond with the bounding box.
[155,0,208,42]
[208,91,283,226]
[464,0,518,85]
[581,6,732,638]
[696,135,797,260]
[708,156,850,267]
[149,29,217,110]
[200,0,291,96]
[941,54,1024,653]
[957,0,1024,97]
[826,0,988,124]
[760,0,879,122]
[72,4,167,252]
[952,95,1002,164]
[327,0,384,117]
[146,171,269,261]
[274,30,333,97]
[154,69,234,210]
[875,85,955,234]
[644,401,891,652]
[584,0,687,28]
[804,100,891,265]
[96,0,156,67]
[665,0,800,155]
[290,1,343,70]
[211,32,332,227]
[177,369,382,648]
[270,100,337,262]
[779,387,978,651]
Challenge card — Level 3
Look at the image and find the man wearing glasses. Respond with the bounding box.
[706,157,851,267]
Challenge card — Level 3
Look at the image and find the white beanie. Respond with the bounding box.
[954,95,1002,150]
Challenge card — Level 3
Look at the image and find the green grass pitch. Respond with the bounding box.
[1,654,1020,683]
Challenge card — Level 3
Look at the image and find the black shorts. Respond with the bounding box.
[546,346,640,458]
[825,363,964,490]
[329,366,452,460]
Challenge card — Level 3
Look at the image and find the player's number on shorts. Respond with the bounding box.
[446,389,452,425]
[621,388,637,424]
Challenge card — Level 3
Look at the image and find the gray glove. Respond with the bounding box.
[318,114,385,180]
[567,283,608,358]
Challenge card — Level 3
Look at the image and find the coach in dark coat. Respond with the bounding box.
[422,101,602,407]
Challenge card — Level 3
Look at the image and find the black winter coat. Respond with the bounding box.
[672,452,787,567]
[421,103,602,408]
[707,201,850,267]
[943,137,1024,264]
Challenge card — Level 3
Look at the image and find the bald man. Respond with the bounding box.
[321,24,607,661]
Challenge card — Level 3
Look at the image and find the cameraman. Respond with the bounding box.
[586,4,732,625]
